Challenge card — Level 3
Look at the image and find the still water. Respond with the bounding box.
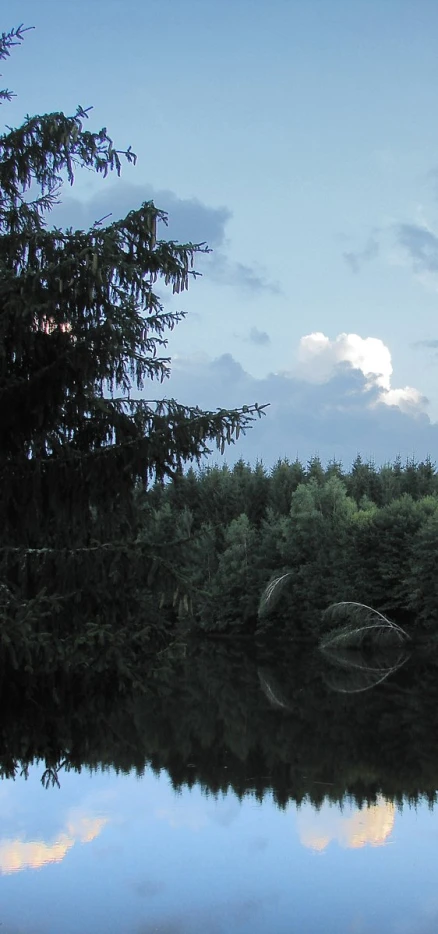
[1,643,438,933]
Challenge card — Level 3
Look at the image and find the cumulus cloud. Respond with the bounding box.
[295,332,427,415]
[167,333,435,467]
[343,237,379,274]
[296,332,393,389]
[50,183,277,295]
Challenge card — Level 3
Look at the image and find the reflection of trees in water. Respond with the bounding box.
[320,646,410,694]
[1,642,438,810]
[258,669,293,710]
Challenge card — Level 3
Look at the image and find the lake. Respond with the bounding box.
[1,641,437,933]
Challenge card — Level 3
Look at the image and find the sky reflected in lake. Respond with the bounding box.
[1,765,437,934]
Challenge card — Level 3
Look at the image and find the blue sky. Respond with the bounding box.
[5,0,438,465]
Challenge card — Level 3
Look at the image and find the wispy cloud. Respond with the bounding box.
[343,237,379,274]
[203,251,281,295]
[50,183,278,295]
[233,326,271,345]
[247,326,271,345]
[396,223,438,274]
[51,182,231,249]
[413,339,438,350]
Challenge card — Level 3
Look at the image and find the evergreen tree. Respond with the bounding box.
[346,455,382,505]
[267,458,305,515]
[272,477,356,633]
[0,26,263,669]
[306,455,325,485]
[407,509,438,626]
[324,458,344,483]
[208,513,259,632]
[351,495,430,615]
[402,457,437,500]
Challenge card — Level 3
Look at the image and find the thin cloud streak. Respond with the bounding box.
[343,237,379,274]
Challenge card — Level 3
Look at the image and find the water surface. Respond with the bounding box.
[1,643,438,933]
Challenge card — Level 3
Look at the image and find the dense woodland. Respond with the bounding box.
[139,454,438,641]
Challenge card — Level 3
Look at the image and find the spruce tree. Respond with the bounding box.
[0,26,263,672]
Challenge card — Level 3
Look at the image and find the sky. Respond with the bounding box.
[5,0,438,466]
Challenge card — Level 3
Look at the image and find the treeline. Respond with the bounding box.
[2,642,438,810]
[139,455,438,640]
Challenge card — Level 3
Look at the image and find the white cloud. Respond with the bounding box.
[295,332,427,414]
[383,385,426,414]
[296,332,393,389]
[165,333,436,468]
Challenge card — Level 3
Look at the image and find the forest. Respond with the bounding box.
[138,453,438,642]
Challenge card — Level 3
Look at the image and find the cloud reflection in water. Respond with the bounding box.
[297,795,395,852]
[0,810,108,874]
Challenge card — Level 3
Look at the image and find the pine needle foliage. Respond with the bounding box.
[0,26,264,671]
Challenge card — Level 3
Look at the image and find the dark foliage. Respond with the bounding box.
[2,642,438,811]
[0,26,264,673]
[143,455,438,641]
